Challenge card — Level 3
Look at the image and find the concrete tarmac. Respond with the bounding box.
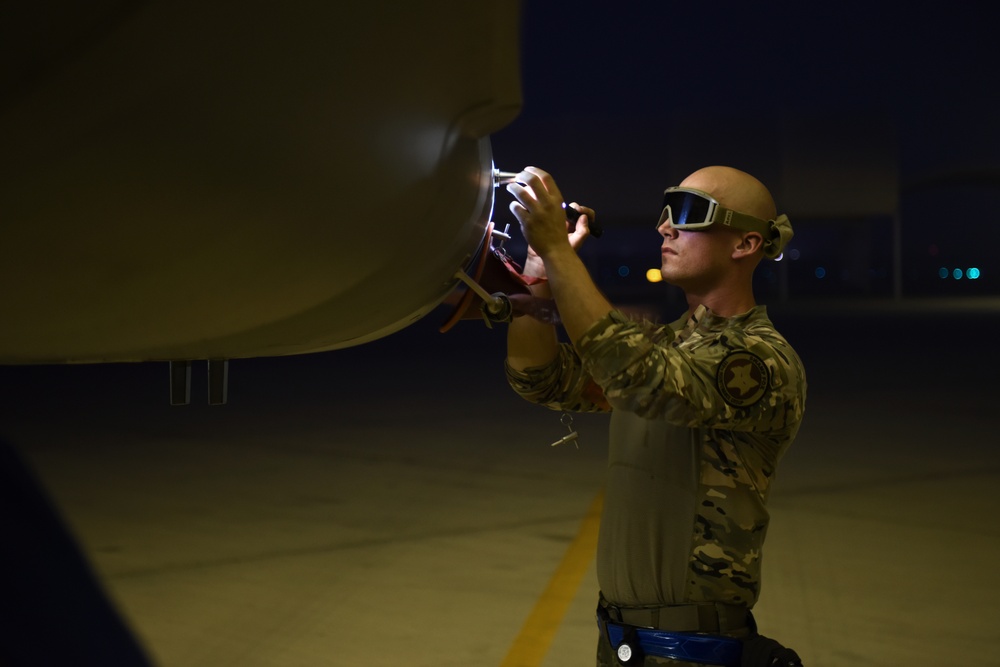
[2,298,998,666]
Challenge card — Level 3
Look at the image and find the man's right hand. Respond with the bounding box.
[521,202,596,280]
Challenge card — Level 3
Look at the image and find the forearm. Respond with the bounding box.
[541,246,614,348]
[503,247,614,415]
[506,282,559,371]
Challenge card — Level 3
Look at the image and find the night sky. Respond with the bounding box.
[491,1,999,295]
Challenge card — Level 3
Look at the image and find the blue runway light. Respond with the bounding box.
[953,268,963,280]
[938,267,949,279]
[814,267,826,279]
[617,265,630,278]
[967,268,981,279]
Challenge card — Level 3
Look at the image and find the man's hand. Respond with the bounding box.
[507,167,593,256]
[503,166,613,348]
[508,167,595,277]
[522,206,594,278]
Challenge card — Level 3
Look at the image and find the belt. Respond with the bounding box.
[596,603,744,666]
[598,593,750,634]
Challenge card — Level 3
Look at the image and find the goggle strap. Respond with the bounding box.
[718,208,773,237]
[709,208,787,258]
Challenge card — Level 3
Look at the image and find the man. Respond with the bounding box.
[504,166,806,666]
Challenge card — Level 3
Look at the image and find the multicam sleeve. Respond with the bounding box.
[577,310,803,431]
[505,343,611,413]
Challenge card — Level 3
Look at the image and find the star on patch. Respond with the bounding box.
[716,351,769,407]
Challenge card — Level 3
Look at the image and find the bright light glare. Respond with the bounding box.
[645,268,663,283]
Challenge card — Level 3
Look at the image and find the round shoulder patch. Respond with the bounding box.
[716,351,769,407]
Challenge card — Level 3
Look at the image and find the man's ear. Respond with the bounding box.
[733,232,764,259]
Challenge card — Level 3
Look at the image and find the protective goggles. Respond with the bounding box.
[658,187,773,237]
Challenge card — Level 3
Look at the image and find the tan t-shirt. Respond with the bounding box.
[506,305,807,608]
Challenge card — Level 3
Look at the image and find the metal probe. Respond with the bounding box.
[494,170,522,185]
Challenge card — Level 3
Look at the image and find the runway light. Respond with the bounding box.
[645,268,663,283]
[953,268,963,280]
[967,267,981,279]
[788,249,801,260]
[815,267,827,279]
[938,267,949,279]
[617,265,630,278]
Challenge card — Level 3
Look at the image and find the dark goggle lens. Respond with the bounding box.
[662,191,710,226]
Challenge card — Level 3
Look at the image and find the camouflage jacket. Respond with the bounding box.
[506,305,806,608]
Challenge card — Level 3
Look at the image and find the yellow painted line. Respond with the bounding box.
[500,489,604,667]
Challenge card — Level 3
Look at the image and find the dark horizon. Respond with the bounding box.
[492,2,998,298]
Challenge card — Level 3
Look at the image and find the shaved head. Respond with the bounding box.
[679,166,777,221]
